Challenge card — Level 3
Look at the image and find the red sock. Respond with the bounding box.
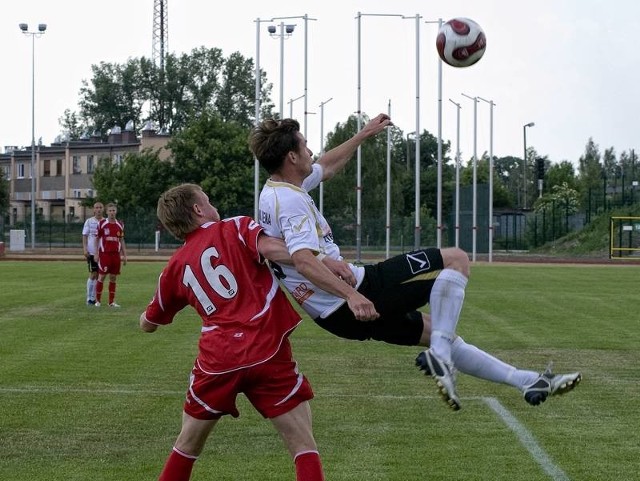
[158,448,197,481]
[96,280,104,302]
[294,451,324,481]
[108,281,116,304]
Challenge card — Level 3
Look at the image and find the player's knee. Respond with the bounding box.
[441,247,470,278]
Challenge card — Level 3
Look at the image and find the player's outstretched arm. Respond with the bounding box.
[317,113,391,181]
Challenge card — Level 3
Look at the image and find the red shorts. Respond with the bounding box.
[184,338,314,420]
[98,252,121,275]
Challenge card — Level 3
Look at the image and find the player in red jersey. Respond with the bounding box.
[140,183,324,481]
[95,203,127,307]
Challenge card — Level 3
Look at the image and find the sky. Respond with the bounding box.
[1,0,639,168]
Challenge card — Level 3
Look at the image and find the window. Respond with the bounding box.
[113,153,124,166]
[56,159,63,176]
[87,155,95,173]
[17,163,25,179]
[72,156,81,174]
[43,159,51,177]
[1,165,10,180]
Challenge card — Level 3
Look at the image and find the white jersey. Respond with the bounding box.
[259,163,365,319]
[82,217,101,256]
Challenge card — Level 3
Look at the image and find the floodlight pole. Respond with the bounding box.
[356,12,405,262]
[20,22,47,249]
[318,97,333,215]
[254,15,316,219]
[449,99,462,248]
[479,97,495,262]
[462,93,479,262]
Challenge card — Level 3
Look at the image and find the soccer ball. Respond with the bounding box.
[436,18,486,68]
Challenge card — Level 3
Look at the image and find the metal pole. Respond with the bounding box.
[462,93,478,262]
[386,99,392,259]
[356,12,363,262]
[288,94,305,118]
[30,34,36,249]
[479,97,495,262]
[279,22,285,119]
[449,99,461,248]
[434,19,444,248]
[254,18,263,220]
[319,97,333,215]
[303,14,309,140]
[415,15,421,250]
[356,12,405,261]
[523,125,527,209]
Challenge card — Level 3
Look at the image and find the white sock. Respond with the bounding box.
[90,279,97,300]
[86,278,93,301]
[429,269,467,363]
[451,337,539,390]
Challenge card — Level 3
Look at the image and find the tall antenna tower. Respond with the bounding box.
[152,0,168,71]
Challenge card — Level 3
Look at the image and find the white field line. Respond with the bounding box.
[0,387,570,480]
[483,397,570,481]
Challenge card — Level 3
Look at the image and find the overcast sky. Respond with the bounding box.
[1,0,638,168]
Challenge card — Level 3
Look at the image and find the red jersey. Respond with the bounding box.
[97,219,125,253]
[144,216,302,375]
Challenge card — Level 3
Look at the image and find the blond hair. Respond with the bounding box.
[157,184,202,240]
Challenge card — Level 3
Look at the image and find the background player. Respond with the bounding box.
[140,183,324,481]
[81,201,103,305]
[95,203,127,307]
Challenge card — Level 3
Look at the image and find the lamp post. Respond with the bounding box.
[288,93,305,118]
[523,122,535,210]
[19,22,47,250]
[356,12,405,262]
[253,14,316,219]
[462,93,479,262]
[425,18,444,248]
[448,99,461,248]
[318,97,333,215]
[478,97,495,262]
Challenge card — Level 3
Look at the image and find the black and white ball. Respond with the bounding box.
[436,18,486,68]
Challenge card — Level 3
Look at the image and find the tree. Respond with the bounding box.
[578,137,603,209]
[78,58,150,137]
[0,175,9,216]
[75,48,272,139]
[90,149,174,213]
[168,112,255,217]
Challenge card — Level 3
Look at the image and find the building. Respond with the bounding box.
[0,122,170,225]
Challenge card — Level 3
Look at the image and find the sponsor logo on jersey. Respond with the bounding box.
[291,282,314,305]
[259,209,271,225]
[289,214,310,234]
[406,251,431,273]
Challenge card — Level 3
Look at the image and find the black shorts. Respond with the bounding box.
[314,248,444,346]
[86,255,99,273]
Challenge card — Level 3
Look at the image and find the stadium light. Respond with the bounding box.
[19,22,47,250]
[523,122,535,209]
[253,14,316,220]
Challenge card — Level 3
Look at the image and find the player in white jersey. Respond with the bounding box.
[81,202,104,305]
[250,115,581,411]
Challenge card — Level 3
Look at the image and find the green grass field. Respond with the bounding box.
[1,260,638,480]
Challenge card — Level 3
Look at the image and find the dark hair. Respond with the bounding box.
[248,118,301,174]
